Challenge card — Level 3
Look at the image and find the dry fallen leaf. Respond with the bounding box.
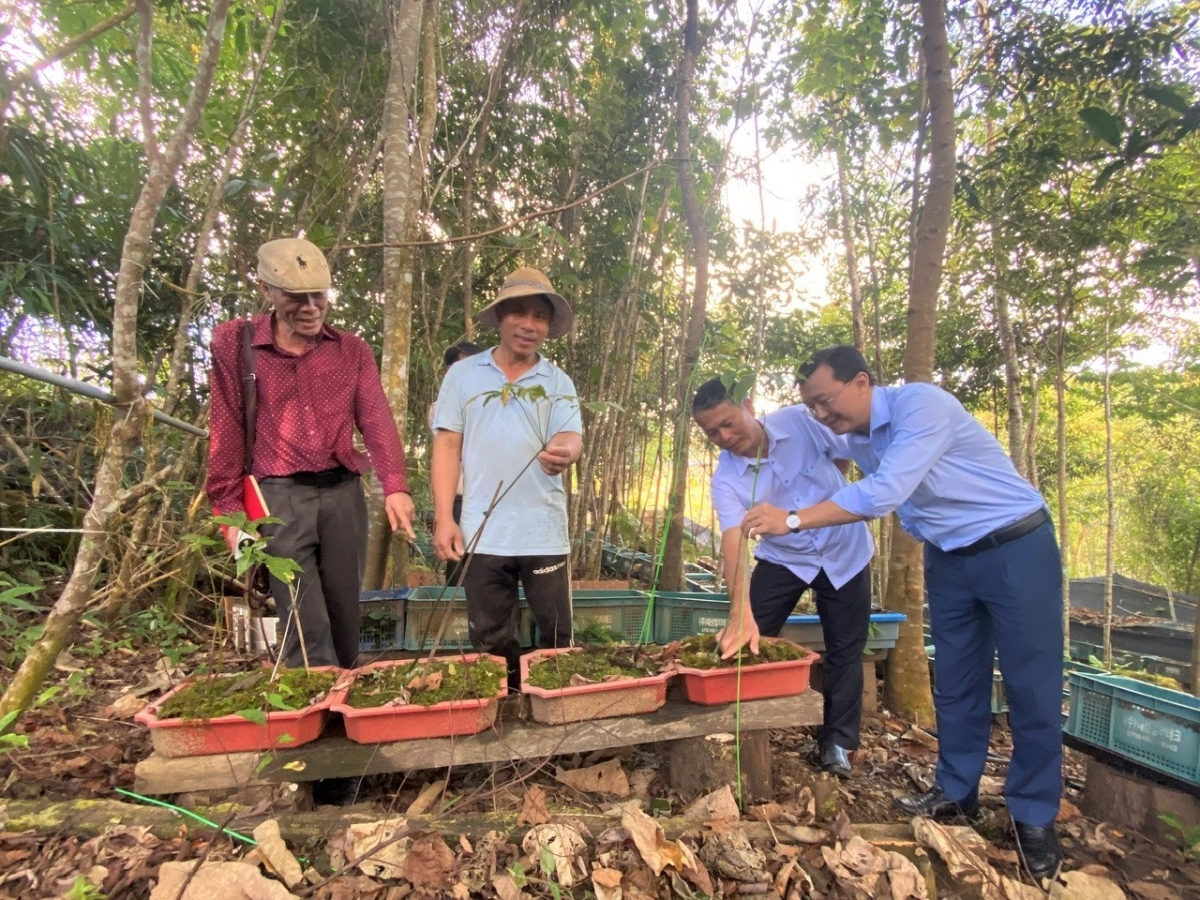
[778,824,829,845]
[1050,871,1127,900]
[493,871,525,900]
[252,820,304,889]
[556,757,631,797]
[404,832,454,886]
[681,785,741,825]
[592,866,624,900]
[335,818,411,879]
[523,823,589,888]
[1126,881,1178,900]
[749,802,786,823]
[901,726,939,750]
[912,818,993,884]
[103,693,149,719]
[621,804,697,876]
[405,780,448,816]
[1057,799,1082,823]
[150,861,299,900]
[517,784,552,826]
[822,835,929,900]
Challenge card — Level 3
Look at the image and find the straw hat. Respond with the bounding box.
[477,267,574,340]
[257,238,332,292]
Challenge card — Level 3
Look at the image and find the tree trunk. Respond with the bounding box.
[1055,308,1071,652]
[363,0,432,590]
[661,0,711,592]
[0,0,232,733]
[882,0,954,722]
[833,115,865,353]
[1102,310,1114,665]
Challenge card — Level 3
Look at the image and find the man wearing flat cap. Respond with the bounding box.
[431,267,582,688]
[207,237,417,674]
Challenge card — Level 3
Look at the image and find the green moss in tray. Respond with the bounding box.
[158,668,336,720]
[346,657,506,708]
[677,634,809,669]
[526,645,667,689]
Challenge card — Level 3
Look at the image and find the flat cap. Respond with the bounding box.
[257,238,331,292]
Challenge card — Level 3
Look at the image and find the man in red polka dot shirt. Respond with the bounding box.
[206,237,416,671]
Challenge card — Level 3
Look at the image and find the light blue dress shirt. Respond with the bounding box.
[831,384,1046,552]
[433,348,582,556]
[710,406,874,589]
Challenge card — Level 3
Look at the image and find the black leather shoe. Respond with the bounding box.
[894,784,979,820]
[819,743,853,779]
[1014,822,1062,883]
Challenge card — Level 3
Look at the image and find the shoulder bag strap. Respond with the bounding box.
[241,319,257,475]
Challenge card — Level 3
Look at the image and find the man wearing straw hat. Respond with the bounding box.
[431,267,582,689]
[692,377,874,780]
[207,237,417,673]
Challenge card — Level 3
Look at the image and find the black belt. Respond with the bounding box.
[266,466,356,488]
[947,508,1050,557]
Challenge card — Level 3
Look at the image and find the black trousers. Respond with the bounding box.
[445,495,465,585]
[462,553,573,688]
[749,559,872,749]
[258,474,367,669]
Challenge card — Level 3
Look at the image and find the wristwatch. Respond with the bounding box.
[786,510,802,533]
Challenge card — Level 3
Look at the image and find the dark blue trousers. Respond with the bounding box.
[749,560,872,749]
[925,521,1064,828]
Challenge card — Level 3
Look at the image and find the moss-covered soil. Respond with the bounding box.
[345,657,505,708]
[525,644,669,689]
[157,668,335,720]
[675,633,810,669]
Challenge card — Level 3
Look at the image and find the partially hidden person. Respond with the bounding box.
[428,341,482,586]
[430,267,582,690]
[692,376,874,779]
[736,345,1064,884]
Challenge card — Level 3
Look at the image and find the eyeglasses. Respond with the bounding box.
[271,287,327,306]
[804,382,849,414]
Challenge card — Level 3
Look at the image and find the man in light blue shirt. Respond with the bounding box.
[739,346,1063,885]
[693,377,874,779]
[432,268,582,689]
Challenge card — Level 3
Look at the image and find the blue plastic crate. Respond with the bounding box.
[1066,672,1200,786]
[648,593,731,642]
[403,589,472,651]
[567,590,651,643]
[358,589,408,651]
[403,586,535,650]
[779,611,906,653]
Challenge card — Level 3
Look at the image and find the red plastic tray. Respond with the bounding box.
[675,639,819,705]
[520,647,672,724]
[135,666,346,758]
[331,654,508,743]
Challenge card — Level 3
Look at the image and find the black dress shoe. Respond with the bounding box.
[893,784,979,820]
[819,743,853,779]
[1014,822,1062,883]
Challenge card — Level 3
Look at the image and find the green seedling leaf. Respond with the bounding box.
[238,708,267,725]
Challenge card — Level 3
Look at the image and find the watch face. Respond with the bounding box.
[786,514,801,530]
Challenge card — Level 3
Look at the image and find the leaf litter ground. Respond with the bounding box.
[0,643,1198,898]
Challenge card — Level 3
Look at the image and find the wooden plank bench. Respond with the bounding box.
[135,689,822,799]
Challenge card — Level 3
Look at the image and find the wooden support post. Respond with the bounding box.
[662,730,772,802]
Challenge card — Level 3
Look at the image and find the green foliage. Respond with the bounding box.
[1160,813,1200,860]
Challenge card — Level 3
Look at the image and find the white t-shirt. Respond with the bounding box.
[432,349,582,556]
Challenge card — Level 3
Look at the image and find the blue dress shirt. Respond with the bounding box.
[831,384,1046,552]
[711,406,874,589]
